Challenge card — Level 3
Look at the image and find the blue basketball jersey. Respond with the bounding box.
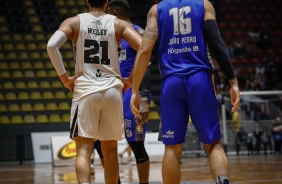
[157,0,213,78]
[119,24,141,78]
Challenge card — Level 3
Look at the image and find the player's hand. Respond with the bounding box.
[229,78,240,112]
[130,92,140,117]
[121,77,132,94]
[139,97,149,124]
[59,73,81,92]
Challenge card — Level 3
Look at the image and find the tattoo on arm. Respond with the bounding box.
[144,11,157,40]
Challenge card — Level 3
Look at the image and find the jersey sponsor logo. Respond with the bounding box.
[168,47,191,54]
[57,142,76,160]
[89,70,112,80]
[126,130,133,137]
[95,69,101,77]
[163,130,174,139]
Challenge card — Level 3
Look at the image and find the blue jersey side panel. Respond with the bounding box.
[157,0,213,78]
[119,24,141,78]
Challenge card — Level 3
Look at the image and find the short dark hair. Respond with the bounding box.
[88,0,107,8]
[108,0,129,10]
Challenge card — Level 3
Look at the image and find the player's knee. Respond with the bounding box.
[128,141,149,164]
[204,140,221,155]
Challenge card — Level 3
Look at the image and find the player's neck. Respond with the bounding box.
[88,7,106,17]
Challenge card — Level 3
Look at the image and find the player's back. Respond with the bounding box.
[75,13,120,77]
[73,13,123,100]
[157,0,213,78]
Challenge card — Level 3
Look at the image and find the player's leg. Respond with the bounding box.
[69,99,100,184]
[100,87,124,184]
[101,140,119,184]
[74,136,94,184]
[94,140,122,184]
[123,88,150,183]
[128,141,150,184]
[160,76,189,184]
[187,71,229,184]
[204,141,229,184]
[162,144,182,184]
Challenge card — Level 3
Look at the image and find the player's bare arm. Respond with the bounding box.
[132,5,158,93]
[58,16,80,44]
[115,18,142,51]
[126,26,145,83]
[137,26,151,123]
[47,16,81,92]
[130,4,158,117]
[143,6,158,41]
[203,0,240,112]
[203,0,216,21]
[115,18,142,89]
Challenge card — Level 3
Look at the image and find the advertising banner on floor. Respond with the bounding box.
[31,132,69,163]
[50,132,164,167]
[51,136,76,167]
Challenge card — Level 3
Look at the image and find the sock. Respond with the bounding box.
[216,176,229,184]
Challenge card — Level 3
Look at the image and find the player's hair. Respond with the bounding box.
[88,0,107,7]
[108,0,129,11]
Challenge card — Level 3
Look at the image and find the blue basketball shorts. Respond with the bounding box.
[160,71,222,145]
[123,88,151,142]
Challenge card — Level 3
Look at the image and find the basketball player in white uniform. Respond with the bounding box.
[46,0,142,183]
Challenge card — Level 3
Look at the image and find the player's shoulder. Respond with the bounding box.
[114,17,132,29]
[60,15,80,28]
[203,0,214,10]
[104,13,116,20]
[64,15,80,22]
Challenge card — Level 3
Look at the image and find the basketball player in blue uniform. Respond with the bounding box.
[94,1,151,184]
[130,0,240,184]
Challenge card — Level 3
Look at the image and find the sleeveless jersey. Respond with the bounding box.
[157,0,213,78]
[73,13,123,101]
[119,24,141,78]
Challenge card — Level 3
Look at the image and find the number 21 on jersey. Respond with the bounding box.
[84,39,110,65]
[169,6,192,35]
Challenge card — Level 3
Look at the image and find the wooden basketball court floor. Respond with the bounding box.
[0,155,282,184]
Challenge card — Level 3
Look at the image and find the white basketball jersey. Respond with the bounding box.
[73,13,123,101]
